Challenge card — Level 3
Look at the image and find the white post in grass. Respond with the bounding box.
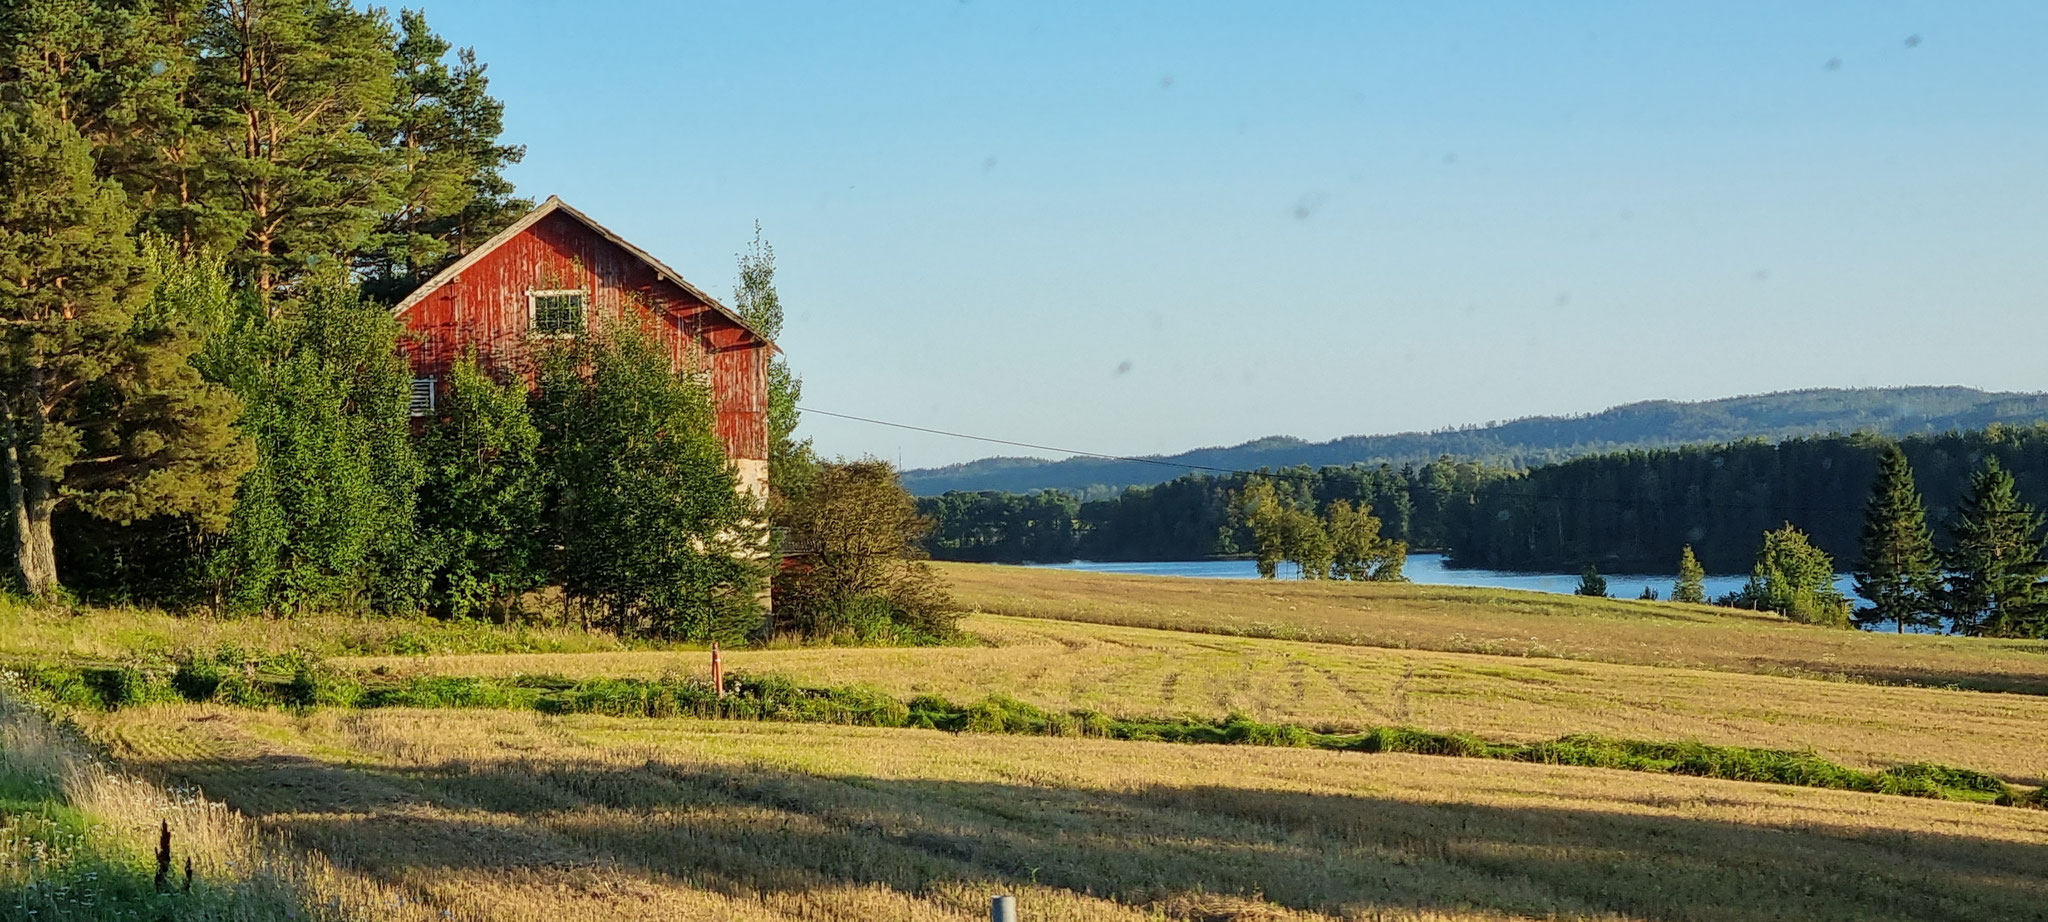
[991,894,1017,922]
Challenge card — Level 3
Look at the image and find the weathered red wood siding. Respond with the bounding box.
[396,211,769,461]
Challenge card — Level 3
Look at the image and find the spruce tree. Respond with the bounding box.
[1940,457,2048,637]
[1672,545,1707,604]
[1853,445,1940,632]
[1575,565,1608,598]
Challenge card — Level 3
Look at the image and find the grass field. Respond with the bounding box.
[76,703,2048,922]
[940,562,2048,693]
[337,613,2048,783]
[0,599,639,664]
[11,563,2048,920]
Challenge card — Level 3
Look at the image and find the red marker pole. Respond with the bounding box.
[711,641,725,699]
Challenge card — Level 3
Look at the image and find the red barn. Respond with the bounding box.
[392,196,772,500]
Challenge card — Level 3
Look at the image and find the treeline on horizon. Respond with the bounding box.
[919,424,2048,576]
[903,387,2048,497]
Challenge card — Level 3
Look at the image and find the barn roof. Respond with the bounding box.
[389,195,772,346]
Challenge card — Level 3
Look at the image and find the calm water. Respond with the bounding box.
[1026,553,1866,605]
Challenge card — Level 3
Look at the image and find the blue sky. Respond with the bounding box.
[418,1,2048,468]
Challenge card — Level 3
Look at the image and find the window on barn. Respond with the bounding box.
[409,376,436,417]
[529,289,588,335]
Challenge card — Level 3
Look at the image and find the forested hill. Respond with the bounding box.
[902,387,2048,496]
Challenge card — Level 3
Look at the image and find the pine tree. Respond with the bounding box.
[193,0,401,296]
[731,225,813,501]
[1672,545,1707,604]
[0,5,252,596]
[1574,565,1608,598]
[417,350,543,618]
[1853,445,1940,632]
[1940,457,2048,637]
[358,9,527,299]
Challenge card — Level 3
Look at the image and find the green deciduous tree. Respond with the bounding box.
[1285,505,1334,580]
[1672,545,1707,604]
[1232,479,1290,579]
[535,327,765,640]
[1853,445,1940,632]
[1328,499,1406,581]
[1743,524,1850,627]
[201,272,419,612]
[416,350,542,618]
[1939,457,2048,638]
[731,224,813,502]
[773,459,954,643]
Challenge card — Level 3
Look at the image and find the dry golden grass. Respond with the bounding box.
[338,613,2048,784]
[0,694,444,921]
[81,703,2048,922]
[940,562,2048,693]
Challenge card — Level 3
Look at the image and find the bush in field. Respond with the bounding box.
[773,459,955,643]
[534,328,767,641]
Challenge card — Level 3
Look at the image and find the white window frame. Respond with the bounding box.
[409,376,436,418]
[528,288,589,337]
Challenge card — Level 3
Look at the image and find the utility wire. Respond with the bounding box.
[798,406,1253,477]
[798,405,2029,518]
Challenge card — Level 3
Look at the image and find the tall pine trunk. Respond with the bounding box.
[2,390,60,597]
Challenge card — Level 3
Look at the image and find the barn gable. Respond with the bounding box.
[392,196,772,494]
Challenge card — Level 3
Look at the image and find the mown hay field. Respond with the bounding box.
[938,562,2048,693]
[337,613,2048,784]
[79,703,2048,922]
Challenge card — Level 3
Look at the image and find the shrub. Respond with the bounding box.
[773,460,956,643]
[172,657,226,701]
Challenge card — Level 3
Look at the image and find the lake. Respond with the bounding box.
[1025,553,1866,604]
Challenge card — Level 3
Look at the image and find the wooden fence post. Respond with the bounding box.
[711,642,725,698]
[991,894,1017,922]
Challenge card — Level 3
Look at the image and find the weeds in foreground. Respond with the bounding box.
[0,690,444,921]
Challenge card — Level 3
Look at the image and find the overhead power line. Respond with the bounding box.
[797,406,1252,477]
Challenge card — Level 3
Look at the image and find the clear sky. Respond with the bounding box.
[416,1,2048,468]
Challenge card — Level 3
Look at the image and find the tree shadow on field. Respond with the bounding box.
[132,745,2048,922]
[1804,660,2048,697]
